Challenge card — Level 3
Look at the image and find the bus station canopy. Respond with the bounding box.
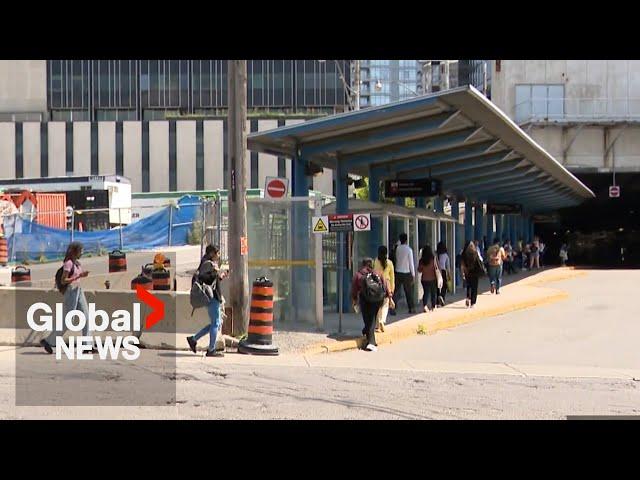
[248,85,594,212]
[321,198,457,222]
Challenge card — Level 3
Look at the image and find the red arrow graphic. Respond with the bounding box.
[136,285,165,329]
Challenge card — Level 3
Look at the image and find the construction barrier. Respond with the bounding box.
[238,277,279,356]
[152,267,171,291]
[0,237,7,266]
[11,265,31,286]
[108,249,127,273]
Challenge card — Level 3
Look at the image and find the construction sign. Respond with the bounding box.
[312,216,329,234]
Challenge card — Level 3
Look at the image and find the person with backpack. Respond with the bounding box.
[373,245,395,332]
[460,241,486,308]
[41,241,94,354]
[487,238,507,294]
[351,257,390,352]
[186,245,228,357]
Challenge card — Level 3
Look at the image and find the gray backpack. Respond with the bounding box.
[189,260,214,312]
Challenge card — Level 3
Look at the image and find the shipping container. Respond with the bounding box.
[35,193,67,229]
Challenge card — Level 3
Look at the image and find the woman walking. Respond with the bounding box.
[41,241,94,354]
[373,245,395,332]
[418,245,439,312]
[436,241,451,306]
[186,245,228,357]
[460,241,485,308]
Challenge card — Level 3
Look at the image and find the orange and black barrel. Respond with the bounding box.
[238,277,279,356]
[11,265,31,286]
[131,274,153,291]
[0,236,8,266]
[152,266,171,291]
[108,249,127,273]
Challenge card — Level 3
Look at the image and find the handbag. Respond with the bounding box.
[435,263,443,290]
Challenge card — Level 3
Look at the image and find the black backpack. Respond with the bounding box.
[361,271,386,303]
[55,262,74,294]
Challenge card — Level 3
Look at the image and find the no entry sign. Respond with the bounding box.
[265,176,289,200]
[609,185,621,198]
[353,213,371,232]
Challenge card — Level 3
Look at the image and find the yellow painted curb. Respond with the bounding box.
[304,281,571,356]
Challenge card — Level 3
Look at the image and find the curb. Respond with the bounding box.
[303,269,581,356]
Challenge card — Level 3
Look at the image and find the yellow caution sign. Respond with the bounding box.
[312,215,329,234]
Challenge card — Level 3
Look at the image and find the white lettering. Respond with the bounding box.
[89,304,109,332]
[26,303,52,332]
[65,310,86,332]
[76,336,94,360]
[121,336,140,361]
[55,303,64,331]
[95,336,122,360]
[56,336,74,360]
[133,303,141,332]
[111,310,131,332]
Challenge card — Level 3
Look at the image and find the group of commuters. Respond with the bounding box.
[477,236,547,275]
[350,233,453,352]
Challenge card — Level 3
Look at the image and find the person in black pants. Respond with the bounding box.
[460,241,484,308]
[351,257,389,352]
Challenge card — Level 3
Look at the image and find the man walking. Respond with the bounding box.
[391,233,416,315]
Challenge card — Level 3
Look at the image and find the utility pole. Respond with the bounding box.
[227,60,250,336]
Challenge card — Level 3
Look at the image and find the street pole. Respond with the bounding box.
[227,60,250,336]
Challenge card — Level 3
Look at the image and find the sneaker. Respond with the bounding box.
[470,304,476,309]
[465,298,470,308]
[490,284,495,294]
[496,290,501,295]
[40,339,53,354]
[365,344,377,352]
[186,336,197,354]
[423,305,429,313]
[205,350,224,357]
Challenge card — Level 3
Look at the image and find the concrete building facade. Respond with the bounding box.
[491,60,640,174]
[0,60,348,195]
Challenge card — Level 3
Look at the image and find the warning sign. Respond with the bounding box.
[328,214,353,232]
[353,213,371,232]
[312,216,329,234]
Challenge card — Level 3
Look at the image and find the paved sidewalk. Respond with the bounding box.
[270,267,586,354]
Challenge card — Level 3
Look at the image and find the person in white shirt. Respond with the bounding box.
[436,241,451,305]
[391,233,416,314]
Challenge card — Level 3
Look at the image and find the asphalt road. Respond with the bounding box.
[0,270,638,419]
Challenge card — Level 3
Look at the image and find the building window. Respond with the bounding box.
[47,60,90,116]
[140,60,190,118]
[515,84,565,123]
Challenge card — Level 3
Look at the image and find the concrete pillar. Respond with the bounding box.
[530,220,535,242]
[451,201,461,287]
[464,200,473,245]
[509,216,516,245]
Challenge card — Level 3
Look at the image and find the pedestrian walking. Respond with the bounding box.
[351,258,390,352]
[41,241,94,354]
[374,245,395,332]
[418,245,441,312]
[530,237,540,269]
[503,240,514,275]
[186,245,228,357]
[391,233,416,315]
[487,238,507,294]
[436,241,451,305]
[559,243,569,266]
[460,241,485,308]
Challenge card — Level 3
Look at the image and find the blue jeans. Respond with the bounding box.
[488,265,503,291]
[193,297,221,352]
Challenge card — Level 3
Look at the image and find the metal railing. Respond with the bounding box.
[516,97,640,123]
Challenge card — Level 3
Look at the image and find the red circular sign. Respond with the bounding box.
[267,179,287,198]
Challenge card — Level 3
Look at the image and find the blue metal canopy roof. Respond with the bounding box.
[247,85,594,212]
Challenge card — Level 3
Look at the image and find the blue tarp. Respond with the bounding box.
[2,195,202,263]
